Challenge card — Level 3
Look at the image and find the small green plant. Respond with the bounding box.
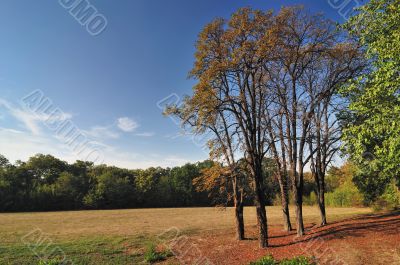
[250,256,314,265]
[37,259,65,265]
[249,255,276,265]
[280,256,315,265]
[143,243,173,264]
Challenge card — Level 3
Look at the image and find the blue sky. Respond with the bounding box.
[0,0,359,168]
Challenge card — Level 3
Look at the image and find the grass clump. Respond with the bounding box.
[280,256,315,265]
[250,255,314,265]
[249,255,276,265]
[37,259,68,265]
[144,243,173,264]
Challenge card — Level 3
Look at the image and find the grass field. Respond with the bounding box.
[0,206,373,264]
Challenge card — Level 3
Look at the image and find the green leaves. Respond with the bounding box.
[342,0,400,197]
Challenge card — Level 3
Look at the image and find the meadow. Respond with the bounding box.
[0,206,374,264]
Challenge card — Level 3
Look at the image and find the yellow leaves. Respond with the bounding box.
[193,164,231,193]
[192,7,279,82]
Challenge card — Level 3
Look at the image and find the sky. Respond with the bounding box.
[0,0,360,169]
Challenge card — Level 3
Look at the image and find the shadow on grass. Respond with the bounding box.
[270,210,400,248]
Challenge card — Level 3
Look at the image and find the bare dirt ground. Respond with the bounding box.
[168,211,400,265]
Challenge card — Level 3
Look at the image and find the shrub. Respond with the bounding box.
[143,243,173,264]
[249,255,276,265]
[325,181,363,207]
[303,192,317,206]
[280,256,315,265]
[273,193,296,206]
[373,181,400,211]
[250,256,314,265]
[38,259,65,265]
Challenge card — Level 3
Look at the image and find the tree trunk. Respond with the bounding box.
[278,175,292,231]
[253,176,268,248]
[294,185,305,237]
[233,181,245,240]
[313,167,327,227]
[281,190,292,232]
[277,115,292,232]
[317,181,327,226]
[234,201,245,240]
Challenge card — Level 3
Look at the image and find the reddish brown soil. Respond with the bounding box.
[166,211,400,265]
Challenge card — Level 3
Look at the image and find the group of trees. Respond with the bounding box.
[1,0,398,251]
[167,0,400,248]
[0,154,215,212]
[0,153,295,212]
[167,6,364,247]
[1,152,395,212]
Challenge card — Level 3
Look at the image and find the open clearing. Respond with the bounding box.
[0,206,399,264]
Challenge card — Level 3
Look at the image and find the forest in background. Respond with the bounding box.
[0,153,398,212]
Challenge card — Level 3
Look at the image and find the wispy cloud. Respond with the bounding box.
[84,119,151,139]
[0,127,194,169]
[83,125,120,139]
[0,98,192,168]
[0,127,24,134]
[0,98,72,135]
[0,127,77,163]
[164,132,182,140]
[135,132,155,137]
[117,117,138,132]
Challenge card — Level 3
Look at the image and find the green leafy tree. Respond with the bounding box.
[54,172,90,210]
[342,0,400,199]
[25,154,68,185]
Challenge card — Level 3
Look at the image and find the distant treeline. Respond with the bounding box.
[1,154,398,212]
[0,154,213,212]
[0,154,289,212]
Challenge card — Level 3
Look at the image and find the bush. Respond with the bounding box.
[37,259,65,265]
[250,255,276,265]
[250,256,314,265]
[273,193,295,206]
[372,181,400,211]
[280,257,315,265]
[143,243,173,264]
[303,192,317,206]
[325,182,363,207]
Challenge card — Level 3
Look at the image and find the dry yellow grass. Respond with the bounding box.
[0,206,371,243]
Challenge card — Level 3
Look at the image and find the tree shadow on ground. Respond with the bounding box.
[270,210,400,248]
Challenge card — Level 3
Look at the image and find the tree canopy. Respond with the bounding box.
[342,0,400,199]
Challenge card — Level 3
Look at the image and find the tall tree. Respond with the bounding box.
[264,111,293,231]
[342,0,400,198]
[169,9,275,247]
[305,42,365,226]
[263,6,343,236]
[166,84,247,239]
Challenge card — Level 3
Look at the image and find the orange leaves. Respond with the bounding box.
[191,7,277,85]
[193,164,230,194]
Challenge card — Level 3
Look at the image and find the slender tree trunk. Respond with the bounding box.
[254,180,268,248]
[235,199,245,240]
[292,168,304,237]
[294,186,305,237]
[310,140,328,227]
[235,201,245,240]
[281,187,292,232]
[253,165,268,248]
[233,178,245,240]
[278,174,292,231]
[317,177,327,226]
[318,193,327,226]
